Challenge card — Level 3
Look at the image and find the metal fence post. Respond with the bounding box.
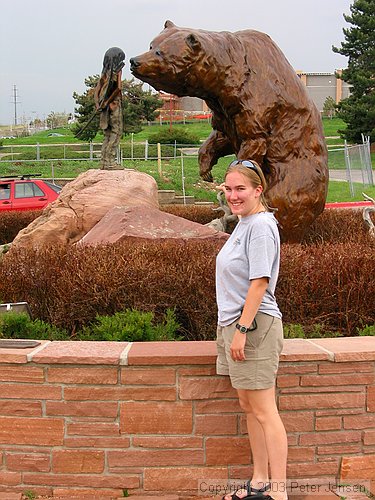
[181,151,186,205]
[344,140,354,197]
[361,134,374,186]
[145,140,148,161]
[89,142,93,161]
[157,143,162,177]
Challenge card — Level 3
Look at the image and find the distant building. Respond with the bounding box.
[157,92,210,122]
[296,70,351,112]
[156,70,350,120]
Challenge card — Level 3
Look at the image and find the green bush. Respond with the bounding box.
[357,324,375,336]
[0,312,68,340]
[0,309,180,342]
[78,308,180,342]
[148,128,200,145]
[283,323,341,339]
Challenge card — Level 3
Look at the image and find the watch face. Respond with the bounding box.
[236,323,248,333]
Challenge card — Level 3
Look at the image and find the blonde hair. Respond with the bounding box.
[225,160,273,212]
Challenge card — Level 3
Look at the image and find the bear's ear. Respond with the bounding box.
[186,33,201,51]
[164,20,175,29]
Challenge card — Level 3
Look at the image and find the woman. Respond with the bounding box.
[216,160,287,500]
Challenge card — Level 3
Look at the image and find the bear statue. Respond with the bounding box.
[130,21,328,242]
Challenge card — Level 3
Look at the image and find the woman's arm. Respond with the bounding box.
[230,277,268,361]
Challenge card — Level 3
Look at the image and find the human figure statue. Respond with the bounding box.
[95,47,125,169]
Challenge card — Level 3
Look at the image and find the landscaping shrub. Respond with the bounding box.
[78,308,180,341]
[0,240,221,339]
[0,312,68,340]
[278,241,375,335]
[162,204,219,225]
[0,234,374,339]
[1,207,374,340]
[357,324,375,336]
[2,206,373,245]
[148,128,200,145]
[0,309,180,342]
[283,323,341,339]
[301,208,374,245]
[0,210,41,244]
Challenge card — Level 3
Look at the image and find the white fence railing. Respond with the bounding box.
[0,141,201,163]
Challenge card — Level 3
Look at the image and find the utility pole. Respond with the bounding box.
[11,84,20,126]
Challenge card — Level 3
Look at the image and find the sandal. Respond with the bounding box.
[248,482,271,496]
[222,481,272,500]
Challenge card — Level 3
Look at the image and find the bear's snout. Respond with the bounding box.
[130,57,140,70]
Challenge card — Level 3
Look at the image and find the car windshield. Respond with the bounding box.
[44,181,62,193]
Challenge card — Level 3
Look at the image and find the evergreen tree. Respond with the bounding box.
[72,75,99,141]
[332,0,375,142]
[323,96,336,119]
[72,77,163,141]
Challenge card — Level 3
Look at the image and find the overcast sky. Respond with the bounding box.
[0,0,352,125]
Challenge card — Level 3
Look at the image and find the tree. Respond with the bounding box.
[72,75,101,141]
[323,96,337,119]
[72,76,163,141]
[332,0,375,142]
[46,111,71,129]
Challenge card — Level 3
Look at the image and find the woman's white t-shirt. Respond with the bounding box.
[216,211,282,326]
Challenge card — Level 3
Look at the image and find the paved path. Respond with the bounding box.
[329,169,375,183]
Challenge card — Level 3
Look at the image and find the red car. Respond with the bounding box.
[0,174,61,211]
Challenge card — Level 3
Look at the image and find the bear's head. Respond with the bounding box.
[130,21,214,97]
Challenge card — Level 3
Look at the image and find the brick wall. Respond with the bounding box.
[0,337,374,498]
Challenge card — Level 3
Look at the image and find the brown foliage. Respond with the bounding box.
[0,240,222,339]
[2,206,372,245]
[162,204,218,225]
[301,208,374,245]
[278,241,375,334]
[0,210,41,244]
[0,207,374,339]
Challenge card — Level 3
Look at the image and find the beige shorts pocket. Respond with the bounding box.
[246,313,275,350]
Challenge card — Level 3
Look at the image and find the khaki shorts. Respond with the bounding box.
[216,312,283,390]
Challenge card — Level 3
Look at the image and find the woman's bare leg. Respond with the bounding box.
[239,386,288,500]
[224,387,287,500]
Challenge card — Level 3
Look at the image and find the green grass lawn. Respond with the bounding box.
[1,117,347,146]
[1,117,373,203]
[327,180,375,203]
[322,117,345,137]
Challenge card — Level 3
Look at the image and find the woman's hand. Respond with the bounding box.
[230,330,247,361]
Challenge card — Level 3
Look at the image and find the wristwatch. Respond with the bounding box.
[235,323,251,334]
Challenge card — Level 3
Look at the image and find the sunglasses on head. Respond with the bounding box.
[229,159,259,175]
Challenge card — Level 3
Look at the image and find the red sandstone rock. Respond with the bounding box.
[79,205,229,245]
[9,169,159,252]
